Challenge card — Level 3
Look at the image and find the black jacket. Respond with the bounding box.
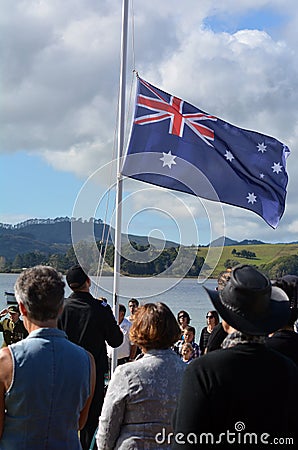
[265,329,298,366]
[173,344,298,449]
[58,291,123,374]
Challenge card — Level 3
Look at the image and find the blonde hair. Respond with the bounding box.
[181,343,193,359]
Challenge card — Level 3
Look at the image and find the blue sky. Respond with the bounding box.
[204,7,289,35]
[1,0,298,246]
[0,152,83,223]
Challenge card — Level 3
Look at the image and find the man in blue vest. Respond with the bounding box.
[0,265,96,449]
[59,264,123,450]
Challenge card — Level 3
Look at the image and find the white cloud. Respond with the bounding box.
[286,220,298,234]
[1,0,298,242]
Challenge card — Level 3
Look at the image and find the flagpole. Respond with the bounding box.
[111,0,129,374]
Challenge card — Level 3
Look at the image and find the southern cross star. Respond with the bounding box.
[247,192,257,204]
[225,150,234,162]
[271,162,283,174]
[257,142,267,153]
[160,151,177,168]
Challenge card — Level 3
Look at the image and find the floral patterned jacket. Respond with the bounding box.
[96,348,186,449]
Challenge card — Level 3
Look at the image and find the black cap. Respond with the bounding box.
[66,265,88,289]
[7,305,20,314]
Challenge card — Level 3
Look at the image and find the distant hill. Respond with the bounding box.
[210,236,266,247]
[0,217,178,262]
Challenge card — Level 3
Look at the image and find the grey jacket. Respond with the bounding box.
[96,348,186,449]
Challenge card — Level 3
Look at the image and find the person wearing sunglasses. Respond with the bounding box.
[177,310,191,337]
[204,269,231,353]
[198,310,219,355]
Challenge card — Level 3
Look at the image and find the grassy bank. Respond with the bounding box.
[196,243,298,277]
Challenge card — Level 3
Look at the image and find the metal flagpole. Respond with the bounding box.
[111,0,129,374]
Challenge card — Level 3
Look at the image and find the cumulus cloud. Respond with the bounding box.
[1,0,298,242]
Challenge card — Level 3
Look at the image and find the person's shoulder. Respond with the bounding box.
[96,299,113,313]
[122,317,132,327]
[64,337,91,358]
[264,344,298,367]
[187,347,231,369]
[0,345,12,369]
[270,329,298,341]
[96,297,109,307]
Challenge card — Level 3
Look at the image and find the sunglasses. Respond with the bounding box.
[206,315,214,319]
[179,315,187,319]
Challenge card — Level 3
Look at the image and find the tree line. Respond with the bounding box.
[1,243,298,279]
[0,242,205,278]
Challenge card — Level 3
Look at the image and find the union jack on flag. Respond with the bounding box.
[135,78,217,146]
[122,76,290,228]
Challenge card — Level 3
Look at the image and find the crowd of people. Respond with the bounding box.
[0,263,297,449]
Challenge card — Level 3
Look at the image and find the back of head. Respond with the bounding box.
[273,275,298,327]
[66,264,88,290]
[15,266,65,322]
[130,302,181,350]
[217,268,232,291]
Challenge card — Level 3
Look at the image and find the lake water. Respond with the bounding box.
[0,273,217,347]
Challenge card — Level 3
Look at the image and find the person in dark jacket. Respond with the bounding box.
[205,268,231,353]
[173,265,298,449]
[266,274,298,365]
[58,264,123,450]
[198,310,219,355]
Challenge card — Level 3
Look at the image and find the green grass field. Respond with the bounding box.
[196,243,298,278]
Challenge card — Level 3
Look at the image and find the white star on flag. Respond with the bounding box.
[247,192,257,204]
[257,142,267,153]
[271,162,283,174]
[225,150,234,162]
[160,151,177,168]
[259,173,265,179]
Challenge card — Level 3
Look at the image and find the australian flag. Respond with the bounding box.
[121,77,290,228]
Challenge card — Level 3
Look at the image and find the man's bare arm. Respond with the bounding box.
[0,347,13,439]
[78,352,96,430]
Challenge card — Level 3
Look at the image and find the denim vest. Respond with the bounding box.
[0,328,91,450]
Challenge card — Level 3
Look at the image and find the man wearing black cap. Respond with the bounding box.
[173,265,298,449]
[58,264,123,450]
[0,304,28,347]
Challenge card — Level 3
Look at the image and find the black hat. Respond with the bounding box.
[7,305,20,314]
[204,264,291,335]
[66,265,88,289]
